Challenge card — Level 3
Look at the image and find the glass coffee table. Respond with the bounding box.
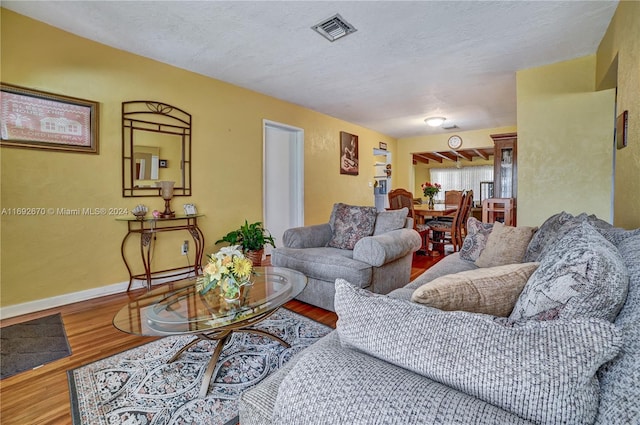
[113,266,307,398]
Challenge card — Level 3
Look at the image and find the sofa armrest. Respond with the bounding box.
[282,223,332,249]
[352,228,422,267]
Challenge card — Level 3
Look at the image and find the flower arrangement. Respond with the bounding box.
[421,181,442,198]
[196,245,254,299]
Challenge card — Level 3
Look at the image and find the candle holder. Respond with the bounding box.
[157,181,175,218]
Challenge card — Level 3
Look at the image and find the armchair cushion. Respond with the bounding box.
[334,279,622,425]
[271,247,372,288]
[353,228,422,267]
[373,207,408,235]
[282,223,332,249]
[327,203,377,250]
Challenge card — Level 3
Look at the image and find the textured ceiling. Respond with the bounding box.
[2,1,618,138]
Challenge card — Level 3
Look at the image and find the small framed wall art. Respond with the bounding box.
[616,110,628,150]
[340,131,359,175]
[0,83,99,154]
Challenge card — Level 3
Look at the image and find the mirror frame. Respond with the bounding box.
[122,101,192,197]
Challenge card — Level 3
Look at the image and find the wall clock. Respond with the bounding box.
[448,135,463,150]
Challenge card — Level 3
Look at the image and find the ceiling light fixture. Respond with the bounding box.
[424,117,445,127]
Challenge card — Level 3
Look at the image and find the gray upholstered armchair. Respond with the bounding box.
[271,203,422,311]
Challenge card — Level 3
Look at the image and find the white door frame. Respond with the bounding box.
[262,120,304,253]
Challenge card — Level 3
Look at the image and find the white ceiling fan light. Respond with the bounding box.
[424,117,446,127]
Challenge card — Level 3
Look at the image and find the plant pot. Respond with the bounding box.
[245,249,264,266]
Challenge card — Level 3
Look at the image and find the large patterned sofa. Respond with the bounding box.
[271,203,422,311]
[240,212,640,424]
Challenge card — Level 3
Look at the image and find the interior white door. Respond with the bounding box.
[263,121,304,257]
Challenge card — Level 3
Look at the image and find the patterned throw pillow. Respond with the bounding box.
[411,263,539,317]
[475,222,537,268]
[509,221,629,322]
[576,213,640,248]
[597,227,640,248]
[327,203,377,250]
[459,217,494,261]
[523,211,574,262]
[334,279,622,425]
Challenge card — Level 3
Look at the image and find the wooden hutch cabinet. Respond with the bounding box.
[484,132,517,226]
[491,132,517,199]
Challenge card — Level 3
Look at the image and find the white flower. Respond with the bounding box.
[217,245,243,259]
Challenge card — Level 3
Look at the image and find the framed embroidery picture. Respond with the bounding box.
[1,83,99,154]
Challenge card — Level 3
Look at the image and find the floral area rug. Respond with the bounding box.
[67,308,332,425]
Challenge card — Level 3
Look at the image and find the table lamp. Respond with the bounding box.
[157,181,175,218]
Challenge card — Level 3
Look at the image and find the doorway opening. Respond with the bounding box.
[263,120,304,257]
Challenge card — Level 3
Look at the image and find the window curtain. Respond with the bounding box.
[430,166,493,203]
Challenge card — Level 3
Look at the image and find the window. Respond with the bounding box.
[430,165,493,204]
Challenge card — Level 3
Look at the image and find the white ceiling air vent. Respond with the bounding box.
[312,14,357,42]
[443,124,459,130]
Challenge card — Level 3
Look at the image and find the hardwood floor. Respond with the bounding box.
[0,253,442,424]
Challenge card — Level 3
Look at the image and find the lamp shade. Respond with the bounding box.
[157,181,175,200]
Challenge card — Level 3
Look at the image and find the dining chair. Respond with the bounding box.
[388,188,414,213]
[388,188,429,254]
[431,190,463,225]
[426,191,468,254]
[444,190,463,205]
[457,190,474,246]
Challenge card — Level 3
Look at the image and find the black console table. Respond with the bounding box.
[117,214,205,291]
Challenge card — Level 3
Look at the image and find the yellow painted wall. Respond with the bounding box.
[0,9,396,307]
[596,0,640,229]
[396,126,517,196]
[517,56,615,227]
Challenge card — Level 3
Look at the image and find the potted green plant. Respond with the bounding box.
[215,220,276,266]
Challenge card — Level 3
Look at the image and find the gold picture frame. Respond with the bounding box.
[1,83,99,154]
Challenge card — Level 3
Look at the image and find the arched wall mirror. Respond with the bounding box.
[122,101,192,197]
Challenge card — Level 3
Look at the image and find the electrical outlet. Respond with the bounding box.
[181,240,189,255]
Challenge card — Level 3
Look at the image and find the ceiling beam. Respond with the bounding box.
[435,151,457,162]
[412,154,431,164]
[472,148,489,160]
[412,147,495,165]
[422,153,443,163]
[452,150,473,161]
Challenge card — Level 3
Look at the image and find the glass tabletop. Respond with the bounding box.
[115,213,204,222]
[113,266,307,336]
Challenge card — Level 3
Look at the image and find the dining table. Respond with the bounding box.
[413,204,459,257]
[413,203,458,221]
